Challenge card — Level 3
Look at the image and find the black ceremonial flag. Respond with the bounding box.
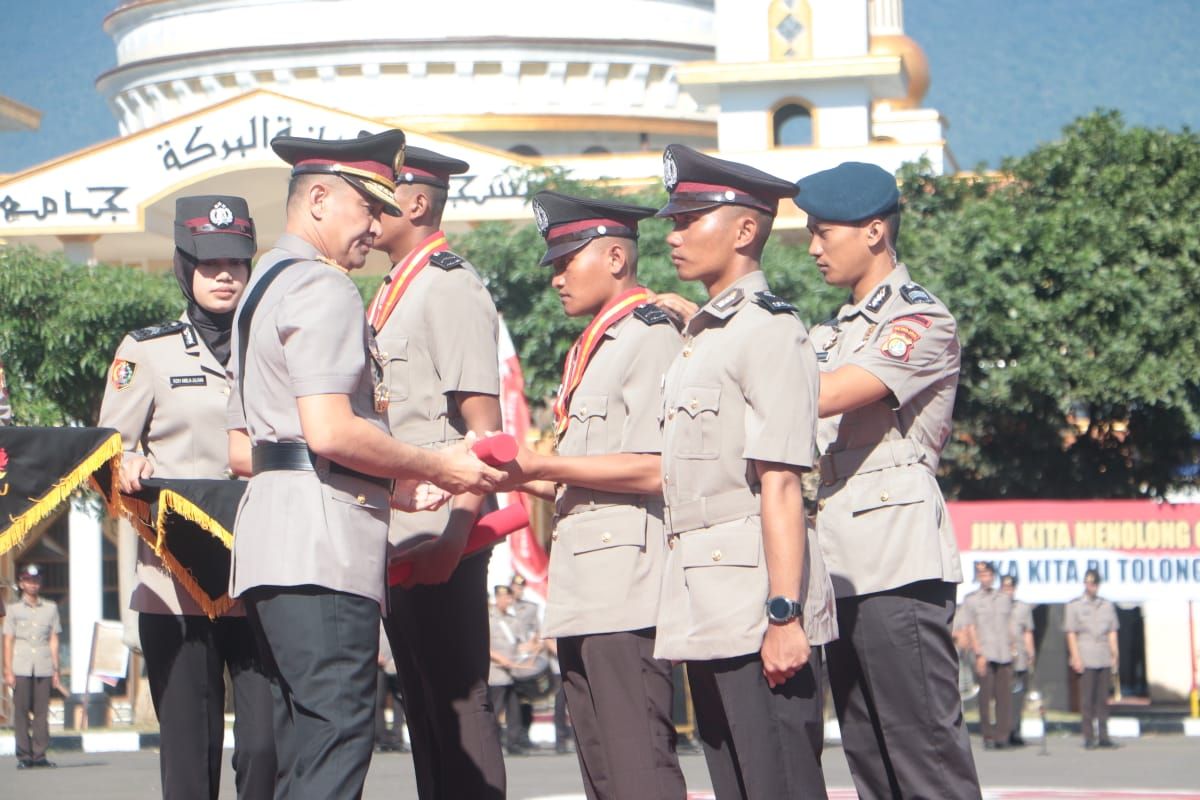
[124,478,246,619]
[0,426,122,556]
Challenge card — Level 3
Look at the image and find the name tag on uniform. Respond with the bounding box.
[170,375,208,388]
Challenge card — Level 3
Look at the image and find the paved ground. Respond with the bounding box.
[6,734,1200,798]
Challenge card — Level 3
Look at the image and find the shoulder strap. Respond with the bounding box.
[237,258,303,416]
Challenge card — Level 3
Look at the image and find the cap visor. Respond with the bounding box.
[342,175,403,216]
[539,238,589,267]
[191,234,256,262]
[655,198,723,218]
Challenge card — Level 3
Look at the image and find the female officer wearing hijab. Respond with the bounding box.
[99,195,274,800]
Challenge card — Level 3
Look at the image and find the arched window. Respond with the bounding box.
[508,144,541,157]
[773,104,813,147]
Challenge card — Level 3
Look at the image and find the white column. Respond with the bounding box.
[68,497,104,694]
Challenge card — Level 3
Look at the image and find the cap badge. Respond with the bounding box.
[663,149,678,191]
[208,201,234,228]
[392,143,406,173]
[532,199,550,236]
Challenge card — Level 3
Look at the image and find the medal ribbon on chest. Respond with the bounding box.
[552,287,650,437]
[366,230,449,333]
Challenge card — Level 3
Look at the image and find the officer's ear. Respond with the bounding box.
[308,180,333,221]
[606,240,630,278]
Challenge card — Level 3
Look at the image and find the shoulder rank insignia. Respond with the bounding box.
[899,282,934,305]
[429,251,464,270]
[632,304,672,326]
[753,291,796,315]
[865,284,892,313]
[180,324,198,349]
[129,320,187,342]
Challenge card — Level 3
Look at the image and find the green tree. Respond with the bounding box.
[898,111,1200,499]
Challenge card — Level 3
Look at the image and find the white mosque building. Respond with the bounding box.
[0,0,949,269]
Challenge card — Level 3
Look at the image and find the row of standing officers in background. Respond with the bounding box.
[92,124,981,800]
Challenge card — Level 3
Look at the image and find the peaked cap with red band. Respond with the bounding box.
[656,143,795,218]
[532,190,657,266]
[395,145,469,190]
[174,195,256,261]
[272,129,406,215]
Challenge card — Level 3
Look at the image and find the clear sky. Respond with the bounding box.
[2,0,1199,174]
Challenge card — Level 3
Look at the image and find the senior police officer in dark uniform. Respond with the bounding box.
[797,162,981,798]
[226,130,505,800]
[368,144,507,799]
[504,190,686,798]
[654,145,837,800]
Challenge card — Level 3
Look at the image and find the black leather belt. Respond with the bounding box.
[251,442,392,490]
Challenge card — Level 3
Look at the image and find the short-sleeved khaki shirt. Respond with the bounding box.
[655,271,836,662]
[99,312,237,617]
[959,587,1014,663]
[1011,599,1035,671]
[1064,594,1118,669]
[3,596,60,677]
[543,311,680,638]
[228,234,392,608]
[374,253,500,552]
[812,264,963,598]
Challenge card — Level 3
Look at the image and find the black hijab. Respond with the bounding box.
[173,251,240,365]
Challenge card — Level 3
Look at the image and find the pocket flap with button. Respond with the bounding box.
[569,394,608,422]
[561,506,648,555]
[848,467,927,515]
[377,336,408,362]
[680,523,760,568]
[673,385,720,418]
[325,470,389,510]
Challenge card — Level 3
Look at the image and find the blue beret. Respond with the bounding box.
[792,162,900,223]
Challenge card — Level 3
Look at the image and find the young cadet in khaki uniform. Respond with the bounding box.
[795,162,980,799]
[653,145,837,800]
[99,195,275,800]
[1002,573,1036,746]
[1065,568,1120,749]
[368,145,507,799]
[226,131,504,800]
[3,565,62,769]
[960,562,1015,750]
[505,190,686,799]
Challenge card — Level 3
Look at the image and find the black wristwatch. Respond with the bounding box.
[765,596,803,624]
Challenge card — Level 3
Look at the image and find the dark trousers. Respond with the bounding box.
[245,586,379,800]
[1079,667,1112,744]
[687,650,827,800]
[978,661,1013,743]
[12,675,51,762]
[826,580,980,800]
[552,674,570,744]
[383,553,505,800]
[1011,670,1028,738]
[487,682,524,750]
[140,613,275,800]
[558,629,685,800]
[375,670,407,749]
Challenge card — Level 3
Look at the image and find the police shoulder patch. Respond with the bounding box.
[129,320,187,342]
[753,291,796,315]
[632,304,672,326]
[429,251,465,270]
[899,282,934,305]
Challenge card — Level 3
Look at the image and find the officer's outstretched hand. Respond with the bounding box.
[761,621,811,689]
[433,434,505,495]
[118,453,155,494]
[391,479,451,512]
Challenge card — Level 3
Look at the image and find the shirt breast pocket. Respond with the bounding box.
[569,395,609,455]
[670,385,721,460]
[377,336,410,402]
[563,506,648,555]
[847,467,927,516]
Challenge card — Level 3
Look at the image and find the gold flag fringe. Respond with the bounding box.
[152,489,235,619]
[0,432,124,557]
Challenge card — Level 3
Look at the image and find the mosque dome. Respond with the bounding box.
[97,0,718,154]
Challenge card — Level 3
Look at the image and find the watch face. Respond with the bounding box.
[768,596,794,621]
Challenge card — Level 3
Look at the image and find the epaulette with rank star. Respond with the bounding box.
[429,251,464,270]
[632,304,672,326]
[129,320,187,342]
[753,291,796,315]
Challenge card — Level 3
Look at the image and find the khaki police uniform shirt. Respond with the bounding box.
[1011,599,1035,671]
[3,596,60,677]
[1064,594,1119,669]
[488,606,522,687]
[959,587,1014,664]
[0,357,11,425]
[374,254,500,553]
[544,311,680,638]
[655,271,836,662]
[227,234,392,608]
[99,312,236,617]
[812,264,963,598]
